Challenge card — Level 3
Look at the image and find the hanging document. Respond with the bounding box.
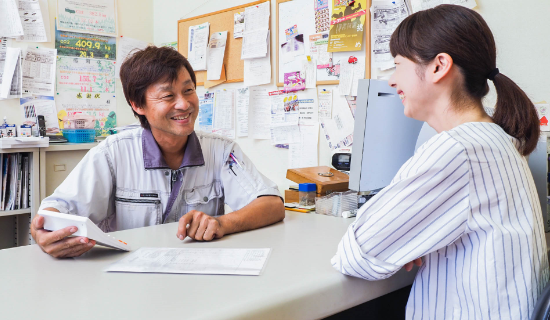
[55,26,117,60]
[372,0,409,71]
[212,89,235,139]
[0,47,22,99]
[410,0,476,13]
[244,1,270,32]
[198,92,214,133]
[115,36,148,78]
[0,0,24,38]
[327,0,367,52]
[57,0,117,36]
[206,31,227,81]
[188,22,209,71]
[243,32,271,87]
[22,48,56,96]
[236,88,249,137]
[16,0,48,42]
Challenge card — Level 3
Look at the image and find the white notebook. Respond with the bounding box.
[38,210,131,251]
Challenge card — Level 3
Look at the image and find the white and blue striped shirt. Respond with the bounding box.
[332,122,549,319]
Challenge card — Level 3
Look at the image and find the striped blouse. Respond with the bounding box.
[332,122,549,319]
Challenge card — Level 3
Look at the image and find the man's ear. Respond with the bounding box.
[428,53,453,84]
[130,101,146,116]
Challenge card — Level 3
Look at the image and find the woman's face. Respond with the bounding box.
[388,55,432,121]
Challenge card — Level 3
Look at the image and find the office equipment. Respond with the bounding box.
[332,151,352,171]
[315,190,358,217]
[105,247,270,275]
[178,0,270,86]
[349,79,424,193]
[39,210,131,251]
[286,166,349,202]
[0,212,417,320]
[276,0,371,86]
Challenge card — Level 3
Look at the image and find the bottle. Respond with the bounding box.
[299,183,317,206]
[0,117,8,138]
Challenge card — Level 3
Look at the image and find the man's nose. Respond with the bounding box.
[174,96,190,110]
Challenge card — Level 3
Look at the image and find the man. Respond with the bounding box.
[31,46,285,258]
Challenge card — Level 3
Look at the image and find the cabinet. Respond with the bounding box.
[0,148,40,249]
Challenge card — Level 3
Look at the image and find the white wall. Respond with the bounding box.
[154,0,336,196]
[0,0,154,128]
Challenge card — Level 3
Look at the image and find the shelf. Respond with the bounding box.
[41,142,99,152]
[0,209,32,217]
[0,137,49,149]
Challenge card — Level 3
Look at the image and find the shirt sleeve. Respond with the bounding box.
[39,144,115,225]
[331,133,471,280]
[220,141,282,211]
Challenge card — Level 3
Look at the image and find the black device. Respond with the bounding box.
[332,153,351,171]
[37,115,46,137]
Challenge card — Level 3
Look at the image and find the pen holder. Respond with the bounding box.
[315,191,358,217]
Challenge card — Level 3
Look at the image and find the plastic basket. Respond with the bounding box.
[62,129,96,143]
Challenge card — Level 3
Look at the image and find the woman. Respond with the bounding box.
[332,5,549,319]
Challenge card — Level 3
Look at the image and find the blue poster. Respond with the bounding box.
[198,93,214,133]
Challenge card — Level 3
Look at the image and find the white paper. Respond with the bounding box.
[289,123,319,169]
[321,93,354,150]
[241,29,268,60]
[188,22,209,71]
[0,0,24,38]
[22,47,56,96]
[234,11,244,38]
[213,89,235,139]
[280,34,305,64]
[269,90,299,126]
[318,88,332,119]
[372,1,409,71]
[115,37,149,78]
[302,59,316,89]
[297,89,319,124]
[351,61,365,97]
[0,47,22,99]
[105,247,271,276]
[236,87,249,137]
[244,33,271,87]
[270,124,300,145]
[56,0,117,36]
[20,95,59,132]
[411,0,476,12]
[16,0,48,42]
[244,1,270,32]
[206,31,227,81]
[248,87,271,139]
[338,62,353,96]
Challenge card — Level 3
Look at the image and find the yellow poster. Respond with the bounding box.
[327,0,367,52]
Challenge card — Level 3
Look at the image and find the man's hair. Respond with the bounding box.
[119,46,196,129]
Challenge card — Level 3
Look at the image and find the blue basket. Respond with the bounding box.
[61,129,96,143]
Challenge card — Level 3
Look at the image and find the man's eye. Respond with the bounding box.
[185,88,194,93]
[163,95,173,99]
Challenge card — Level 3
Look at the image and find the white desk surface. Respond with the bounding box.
[0,212,416,320]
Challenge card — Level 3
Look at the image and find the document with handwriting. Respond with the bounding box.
[105,247,271,276]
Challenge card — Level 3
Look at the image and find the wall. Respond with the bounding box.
[154,0,336,196]
[0,0,155,128]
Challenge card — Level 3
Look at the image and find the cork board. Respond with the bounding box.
[178,0,271,86]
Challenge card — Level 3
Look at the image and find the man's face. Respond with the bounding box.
[133,67,199,140]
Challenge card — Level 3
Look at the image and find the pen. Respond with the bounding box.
[285,207,310,213]
[229,152,243,169]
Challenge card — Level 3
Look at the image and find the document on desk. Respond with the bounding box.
[105,247,272,276]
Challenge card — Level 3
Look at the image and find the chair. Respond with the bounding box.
[531,280,550,320]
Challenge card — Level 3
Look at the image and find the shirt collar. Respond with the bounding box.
[142,129,205,170]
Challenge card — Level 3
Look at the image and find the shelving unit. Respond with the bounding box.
[0,147,40,249]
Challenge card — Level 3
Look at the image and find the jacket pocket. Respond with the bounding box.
[184,181,224,216]
[115,196,161,230]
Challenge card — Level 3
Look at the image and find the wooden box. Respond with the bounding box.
[286,166,349,196]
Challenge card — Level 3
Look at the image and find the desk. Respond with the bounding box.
[0,212,416,320]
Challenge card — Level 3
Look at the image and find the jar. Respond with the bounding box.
[299,183,317,206]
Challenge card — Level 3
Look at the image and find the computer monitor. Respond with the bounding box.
[349,79,424,193]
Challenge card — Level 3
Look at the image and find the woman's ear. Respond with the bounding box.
[430,53,454,84]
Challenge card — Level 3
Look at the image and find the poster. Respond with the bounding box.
[327,0,367,52]
[161,41,178,50]
[315,0,330,32]
[283,71,305,93]
[57,0,117,36]
[198,92,214,133]
[55,24,117,60]
[56,56,115,94]
[56,92,116,136]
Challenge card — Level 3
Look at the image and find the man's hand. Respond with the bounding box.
[403,258,423,272]
[31,210,96,258]
[177,210,225,241]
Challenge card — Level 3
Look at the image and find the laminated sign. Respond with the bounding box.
[327,0,367,52]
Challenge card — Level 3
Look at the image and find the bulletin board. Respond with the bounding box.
[276,0,371,86]
[177,0,271,86]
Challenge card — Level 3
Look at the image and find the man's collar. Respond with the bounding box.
[142,129,205,170]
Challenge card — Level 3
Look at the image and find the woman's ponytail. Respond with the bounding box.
[491,73,540,156]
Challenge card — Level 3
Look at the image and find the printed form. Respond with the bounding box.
[105,247,271,276]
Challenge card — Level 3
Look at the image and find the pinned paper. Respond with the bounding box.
[204,64,227,89]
